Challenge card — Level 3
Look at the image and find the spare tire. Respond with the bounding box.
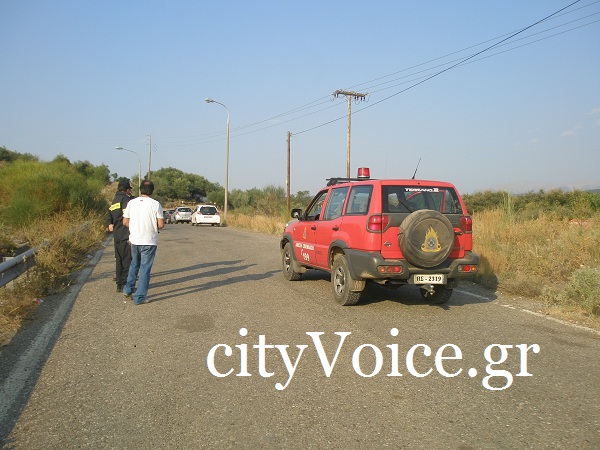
[398,209,454,268]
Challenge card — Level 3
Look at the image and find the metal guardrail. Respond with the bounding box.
[0,221,102,287]
[0,247,38,288]
[0,221,98,288]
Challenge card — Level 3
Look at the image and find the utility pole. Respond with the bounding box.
[333,90,367,178]
[286,131,291,211]
[147,134,152,179]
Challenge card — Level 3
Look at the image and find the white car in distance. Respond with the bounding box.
[192,204,221,226]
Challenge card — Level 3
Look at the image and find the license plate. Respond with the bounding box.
[414,274,445,284]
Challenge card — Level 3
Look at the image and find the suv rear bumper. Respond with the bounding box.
[344,249,479,283]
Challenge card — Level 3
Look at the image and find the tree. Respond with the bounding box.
[52,154,71,165]
[72,160,110,185]
[0,146,38,163]
[151,167,221,202]
[292,190,312,208]
[207,189,225,209]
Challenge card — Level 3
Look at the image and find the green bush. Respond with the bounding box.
[464,189,600,220]
[561,266,600,315]
[462,190,508,214]
[0,159,107,228]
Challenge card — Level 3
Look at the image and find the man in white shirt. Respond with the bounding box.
[122,180,164,305]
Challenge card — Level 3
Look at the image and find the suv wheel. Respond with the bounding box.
[419,285,453,304]
[331,255,364,306]
[282,242,302,281]
[399,210,455,268]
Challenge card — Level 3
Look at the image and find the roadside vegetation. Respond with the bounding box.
[464,190,600,326]
[0,148,108,345]
[1,145,599,345]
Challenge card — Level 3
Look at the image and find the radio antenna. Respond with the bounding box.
[412,158,421,179]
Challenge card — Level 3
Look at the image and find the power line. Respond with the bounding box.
[347,1,600,94]
[360,10,600,96]
[153,1,598,144]
[294,0,591,135]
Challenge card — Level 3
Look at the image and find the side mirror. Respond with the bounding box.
[291,208,302,219]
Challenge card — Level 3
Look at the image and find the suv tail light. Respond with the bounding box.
[377,265,402,274]
[460,215,473,233]
[367,214,389,232]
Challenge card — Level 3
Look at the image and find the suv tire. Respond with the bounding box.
[331,255,364,306]
[399,210,454,268]
[282,242,302,281]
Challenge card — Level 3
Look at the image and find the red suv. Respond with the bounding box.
[281,168,478,305]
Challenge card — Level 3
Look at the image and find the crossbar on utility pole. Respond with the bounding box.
[333,90,367,178]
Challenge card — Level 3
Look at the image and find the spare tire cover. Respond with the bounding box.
[398,209,454,268]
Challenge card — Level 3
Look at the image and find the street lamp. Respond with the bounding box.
[115,147,142,196]
[205,98,230,223]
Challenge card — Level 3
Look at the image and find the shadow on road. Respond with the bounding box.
[147,259,279,303]
[152,260,243,278]
[293,269,497,309]
[360,283,497,309]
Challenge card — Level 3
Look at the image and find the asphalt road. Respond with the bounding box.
[1,224,599,449]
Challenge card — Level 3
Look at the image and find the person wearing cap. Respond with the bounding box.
[106,179,135,292]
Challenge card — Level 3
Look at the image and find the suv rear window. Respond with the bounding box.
[382,186,462,214]
[199,206,217,215]
[178,208,192,213]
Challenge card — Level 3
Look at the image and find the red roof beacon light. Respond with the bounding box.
[357,167,370,179]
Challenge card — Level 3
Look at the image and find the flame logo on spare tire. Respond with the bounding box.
[421,226,441,252]
[399,209,454,268]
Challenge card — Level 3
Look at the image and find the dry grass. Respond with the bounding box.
[472,209,600,328]
[226,212,287,235]
[542,304,600,330]
[0,212,106,346]
[472,210,600,293]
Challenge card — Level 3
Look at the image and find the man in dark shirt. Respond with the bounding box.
[106,179,135,292]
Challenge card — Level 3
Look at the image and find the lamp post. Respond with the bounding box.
[205,98,230,223]
[115,146,142,196]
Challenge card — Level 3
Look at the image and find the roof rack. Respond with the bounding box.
[326,177,356,186]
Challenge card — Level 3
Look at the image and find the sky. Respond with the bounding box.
[1,0,599,196]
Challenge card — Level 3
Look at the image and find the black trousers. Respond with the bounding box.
[114,239,132,289]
